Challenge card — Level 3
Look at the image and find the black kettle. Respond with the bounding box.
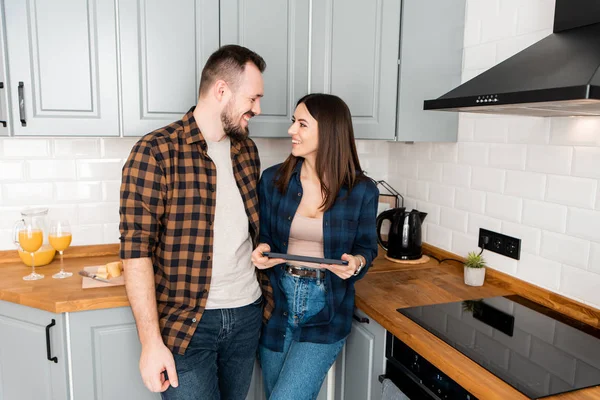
[376,208,427,260]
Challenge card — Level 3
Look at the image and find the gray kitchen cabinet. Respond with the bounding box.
[310,0,401,140]
[119,0,220,137]
[69,306,159,400]
[395,0,465,142]
[0,300,69,400]
[3,0,120,137]
[0,4,9,136]
[339,307,387,400]
[220,0,311,138]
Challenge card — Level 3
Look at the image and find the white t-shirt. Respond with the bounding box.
[204,137,262,309]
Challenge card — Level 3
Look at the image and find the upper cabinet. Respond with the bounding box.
[0,0,464,141]
[311,0,401,140]
[220,0,310,138]
[4,0,120,136]
[119,0,220,137]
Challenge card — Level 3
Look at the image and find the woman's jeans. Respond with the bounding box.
[259,271,345,400]
[161,297,263,400]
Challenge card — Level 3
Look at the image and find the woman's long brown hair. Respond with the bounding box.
[274,93,364,211]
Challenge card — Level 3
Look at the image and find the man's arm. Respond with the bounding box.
[123,257,178,392]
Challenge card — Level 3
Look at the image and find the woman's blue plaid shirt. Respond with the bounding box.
[258,160,379,352]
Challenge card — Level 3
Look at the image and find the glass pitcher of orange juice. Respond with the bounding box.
[14,208,56,267]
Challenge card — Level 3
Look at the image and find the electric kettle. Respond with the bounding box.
[376,208,427,260]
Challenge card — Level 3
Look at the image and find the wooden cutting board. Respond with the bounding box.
[81,265,125,289]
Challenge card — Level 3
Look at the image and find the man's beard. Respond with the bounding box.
[221,106,252,142]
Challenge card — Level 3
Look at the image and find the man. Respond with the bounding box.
[119,45,272,400]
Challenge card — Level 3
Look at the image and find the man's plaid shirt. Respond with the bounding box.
[119,107,273,355]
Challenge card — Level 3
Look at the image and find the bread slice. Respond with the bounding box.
[106,261,123,278]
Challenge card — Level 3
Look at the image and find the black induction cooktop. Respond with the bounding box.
[397,295,600,399]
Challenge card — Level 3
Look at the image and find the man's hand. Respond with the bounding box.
[139,341,178,392]
[252,243,286,269]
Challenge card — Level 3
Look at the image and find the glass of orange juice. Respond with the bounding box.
[13,220,44,280]
[49,220,73,279]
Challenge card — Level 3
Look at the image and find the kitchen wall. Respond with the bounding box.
[387,0,600,308]
[0,137,388,250]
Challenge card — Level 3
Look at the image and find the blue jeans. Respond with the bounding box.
[259,272,345,400]
[161,297,263,400]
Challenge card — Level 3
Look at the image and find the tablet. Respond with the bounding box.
[262,252,349,266]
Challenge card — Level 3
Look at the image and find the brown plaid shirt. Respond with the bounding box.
[119,107,273,355]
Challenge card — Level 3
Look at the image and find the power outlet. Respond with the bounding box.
[478,228,521,260]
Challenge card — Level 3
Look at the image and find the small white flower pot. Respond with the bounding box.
[464,267,486,286]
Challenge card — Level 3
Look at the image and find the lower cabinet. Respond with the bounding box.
[69,307,159,400]
[0,301,69,400]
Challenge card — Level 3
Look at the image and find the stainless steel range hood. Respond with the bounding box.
[424,0,600,117]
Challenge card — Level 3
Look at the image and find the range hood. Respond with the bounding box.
[424,0,600,117]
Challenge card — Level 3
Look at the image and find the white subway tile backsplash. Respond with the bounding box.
[472,167,505,193]
[48,205,80,225]
[463,42,497,70]
[506,116,550,144]
[458,142,488,166]
[504,170,546,200]
[451,232,478,257]
[517,252,561,290]
[417,163,443,183]
[485,250,518,275]
[467,213,502,236]
[473,117,508,143]
[488,144,527,170]
[0,161,24,181]
[54,182,103,203]
[103,223,120,244]
[394,162,418,179]
[72,224,104,246]
[443,164,471,188]
[1,139,51,158]
[77,160,124,181]
[431,143,458,163]
[522,200,567,233]
[1,183,54,206]
[572,147,600,179]
[590,242,600,274]
[79,203,119,225]
[457,115,475,142]
[516,0,555,34]
[407,180,428,202]
[54,139,101,159]
[415,202,441,225]
[485,193,522,222]
[465,0,499,23]
[463,18,481,48]
[527,145,572,175]
[0,207,22,229]
[560,264,600,316]
[502,221,541,254]
[440,207,468,232]
[546,176,597,209]
[481,1,517,44]
[550,118,600,147]
[102,138,139,158]
[103,181,122,203]
[428,184,455,207]
[566,208,600,243]
[541,231,589,270]
[455,188,486,214]
[425,224,452,251]
[27,160,77,181]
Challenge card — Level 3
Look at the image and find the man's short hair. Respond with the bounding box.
[198,45,266,97]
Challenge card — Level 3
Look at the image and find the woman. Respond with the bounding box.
[251,93,379,399]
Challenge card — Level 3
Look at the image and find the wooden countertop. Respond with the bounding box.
[1,243,599,398]
[0,244,128,313]
[356,245,600,400]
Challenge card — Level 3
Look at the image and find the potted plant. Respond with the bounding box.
[464,251,486,286]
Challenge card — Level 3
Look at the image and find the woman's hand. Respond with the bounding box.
[252,243,286,270]
[321,253,363,280]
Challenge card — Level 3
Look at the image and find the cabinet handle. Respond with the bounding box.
[353,314,369,324]
[45,319,58,363]
[18,81,26,127]
[0,82,5,127]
